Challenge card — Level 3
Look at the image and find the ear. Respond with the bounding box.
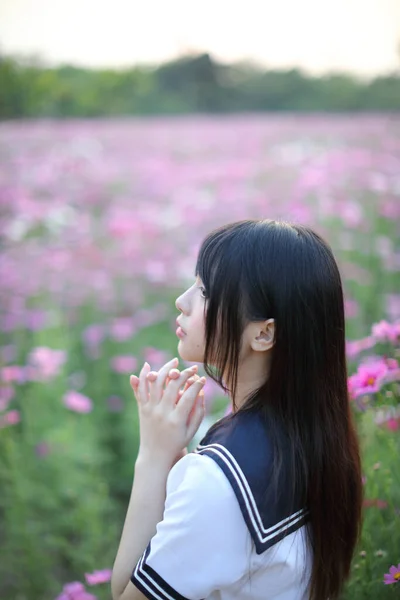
[250,318,275,352]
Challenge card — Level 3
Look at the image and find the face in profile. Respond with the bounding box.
[175,276,208,363]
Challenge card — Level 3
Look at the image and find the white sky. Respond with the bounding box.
[0,0,399,76]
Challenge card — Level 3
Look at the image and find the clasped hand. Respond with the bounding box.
[130,358,206,468]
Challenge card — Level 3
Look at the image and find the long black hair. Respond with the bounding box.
[195,219,363,600]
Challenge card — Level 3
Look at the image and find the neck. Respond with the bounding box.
[226,352,271,412]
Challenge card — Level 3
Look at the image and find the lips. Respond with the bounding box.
[176,318,186,334]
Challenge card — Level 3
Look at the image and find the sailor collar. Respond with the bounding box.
[193,408,310,554]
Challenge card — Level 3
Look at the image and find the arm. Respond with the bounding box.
[111,455,171,600]
[111,359,205,600]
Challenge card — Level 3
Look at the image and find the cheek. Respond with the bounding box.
[191,307,206,339]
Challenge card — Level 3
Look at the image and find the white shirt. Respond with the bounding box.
[131,409,313,600]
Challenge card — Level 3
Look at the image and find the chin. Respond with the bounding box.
[177,340,204,363]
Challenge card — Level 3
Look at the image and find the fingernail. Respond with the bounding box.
[199,377,206,384]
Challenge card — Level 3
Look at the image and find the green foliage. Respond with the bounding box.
[1,52,399,119]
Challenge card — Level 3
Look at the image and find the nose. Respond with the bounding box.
[175,294,187,315]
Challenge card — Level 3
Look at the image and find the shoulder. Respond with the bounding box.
[193,408,310,554]
[167,448,243,510]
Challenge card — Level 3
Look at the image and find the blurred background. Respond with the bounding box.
[0,1,399,599]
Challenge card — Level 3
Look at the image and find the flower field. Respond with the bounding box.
[0,114,399,599]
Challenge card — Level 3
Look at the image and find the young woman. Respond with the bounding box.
[111,219,364,600]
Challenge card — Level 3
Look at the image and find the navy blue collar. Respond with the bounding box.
[194,408,310,554]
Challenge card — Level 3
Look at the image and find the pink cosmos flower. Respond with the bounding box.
[348,360,388,399]
[372,320,400,345]
[63,391,93,413]
[363,498,388,509]
[35,441,51,458]
[61,582,85,596]
[344,298,359,319]
[84,568,112,585]
[109,317,135,341]
[346,336,376,358]
[385,418,400,432]
[383,563,400,585]
[106,395,124,412]
[82,324,105,347]
[28,346,67,381]
[0,385,15,411]
[110,355,137,374]
[55,580,98,599]
[25,309,48,331]
[1,365,27,384]
[142,347,171,370]
[0,409,20,429]
[82,324,105,359]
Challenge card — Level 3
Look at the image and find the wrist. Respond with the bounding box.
[135,450,175,472]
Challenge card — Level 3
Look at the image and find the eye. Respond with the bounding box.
[199,286,208,299]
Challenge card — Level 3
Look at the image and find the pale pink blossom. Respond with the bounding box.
[28,346,67,381]
[0,385,14,411]
[109,317,135,341]
[346,336,376,358]
[84,568,112,585]
[1,365,26,384]
[63,391,93,413]
[371,320,400,345]
[110,355,137,374]
[142,347,171,370]
[0,410,20,429]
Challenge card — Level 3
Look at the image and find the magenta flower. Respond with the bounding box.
[375,405,400,431]
[63,391,93,413]
[385,418,400,432]
[110,355,137,374]
[348,359,389,399]
[85,568,112,585]
[383,563,400,584]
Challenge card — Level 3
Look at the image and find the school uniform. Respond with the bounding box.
[131,407,313,600]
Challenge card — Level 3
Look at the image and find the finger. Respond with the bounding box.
[186,391,206,439]
[163,367,199,408]
[130,374,139,390]
[150,358,180,403]
[175,377,206,419]
[175,375,199,405]
[182,374,200,394]
[166,369,181,388]
[130,375,139,402]
[138,362,151,404]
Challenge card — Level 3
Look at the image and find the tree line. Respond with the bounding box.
[1,51,399,119]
